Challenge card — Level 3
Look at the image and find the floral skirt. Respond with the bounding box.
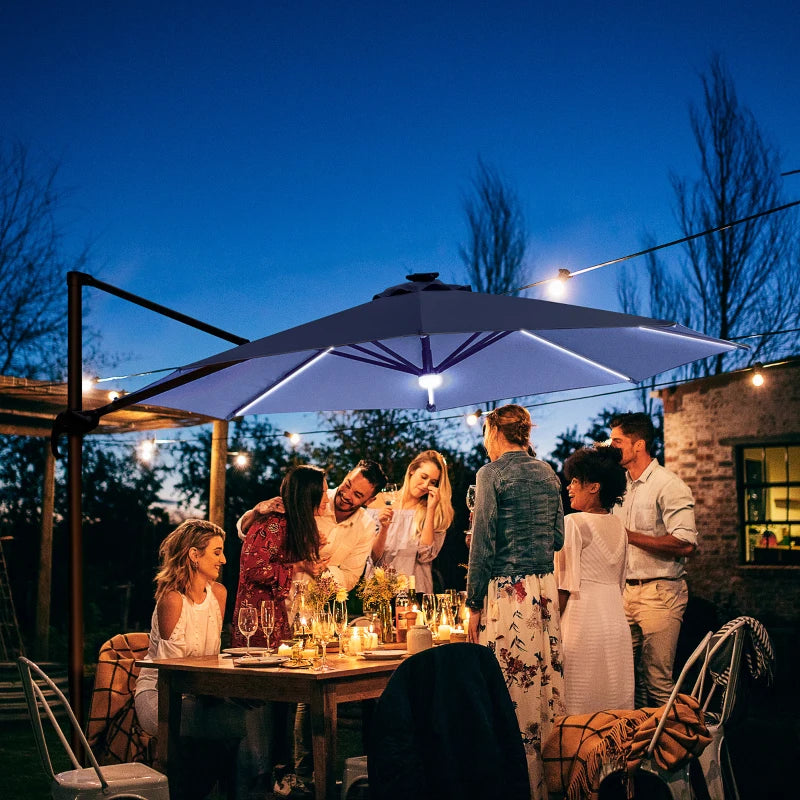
[478,572,566,800]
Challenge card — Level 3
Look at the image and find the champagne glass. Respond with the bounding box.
[466,485,477,513]
[332,600,348,660]
[313,610,336,671]
[421,593,436,629]
[260,599,275,654]
[446,589,459,626]
[237,603,258,655]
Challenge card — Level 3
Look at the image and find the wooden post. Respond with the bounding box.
[209,420,228,529]
[35,442,56,660]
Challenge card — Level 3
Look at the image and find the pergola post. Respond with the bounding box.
[35,443,55,660]
[209,419,228,529]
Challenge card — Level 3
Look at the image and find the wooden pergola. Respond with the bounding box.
[0,373,229,661]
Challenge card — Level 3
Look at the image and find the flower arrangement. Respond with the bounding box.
[357,567,407,607]
[305,571,344,612]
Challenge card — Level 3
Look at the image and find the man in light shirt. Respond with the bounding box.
[610,412,698,707]
[238,458,389,590]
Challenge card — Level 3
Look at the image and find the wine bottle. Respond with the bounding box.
[395,576,410,642]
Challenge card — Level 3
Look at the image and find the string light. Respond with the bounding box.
[230,451,250,468]
[466,410,483,426]
[107,390,123,402]
[751,363,764,387]
[546,268,572,300]
[137,439,158,463]
[284,431,301,445]
[81,376,97,393]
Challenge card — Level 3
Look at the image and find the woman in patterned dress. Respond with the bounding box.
[232,465,329,649]
[466,404,566,800]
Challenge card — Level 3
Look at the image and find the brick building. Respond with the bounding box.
[656,356,800,633]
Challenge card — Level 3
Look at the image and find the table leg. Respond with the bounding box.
[310,683,337,800]
[156,670,183,796]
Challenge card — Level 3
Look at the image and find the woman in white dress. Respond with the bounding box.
[555,445,635,715]
[365,450,454,594]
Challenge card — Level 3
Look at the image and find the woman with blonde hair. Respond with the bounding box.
[366,449,454,593]
[466,405,566,800]
[135,519,236,737]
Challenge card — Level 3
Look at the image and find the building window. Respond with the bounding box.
[739,444,800,565]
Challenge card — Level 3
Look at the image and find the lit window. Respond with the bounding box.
[738,444,800,565]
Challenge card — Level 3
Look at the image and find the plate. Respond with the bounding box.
[360,650,407,660]
[222,647,270,656]
[233,655,289,668]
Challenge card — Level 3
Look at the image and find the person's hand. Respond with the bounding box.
[296,558,330,578]
[467,608,481,643]
[426,485,440,511]
[256,497,284,515]
[376,507,393,529]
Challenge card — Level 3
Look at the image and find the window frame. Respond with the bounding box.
[736,442,800,566]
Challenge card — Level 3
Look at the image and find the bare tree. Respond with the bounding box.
[621,56,799,376]
[459,157,529,295]
[0,140,89,379]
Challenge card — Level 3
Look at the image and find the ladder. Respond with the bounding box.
[0,536,24,660]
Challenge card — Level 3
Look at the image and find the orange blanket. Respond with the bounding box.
[542,693,711,800]
[85,632,154,765]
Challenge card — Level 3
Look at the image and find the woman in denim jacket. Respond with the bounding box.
[466,404,566,800]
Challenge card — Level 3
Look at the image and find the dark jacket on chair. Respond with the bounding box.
[368,643,529,800]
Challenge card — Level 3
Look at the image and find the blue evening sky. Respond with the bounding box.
[3,0,798,458]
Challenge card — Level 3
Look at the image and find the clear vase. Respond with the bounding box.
[377,600,394,644]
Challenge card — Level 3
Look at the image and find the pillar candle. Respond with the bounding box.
[349,632,362,654]
[277,644,293,658]
[437,624,452,641]
[302,647,317,660]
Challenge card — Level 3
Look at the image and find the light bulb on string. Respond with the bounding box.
[284,431,301,445]
[81,375,97,394]
[233,452,249,468]
[466,410,482,426]
[138,439,157,464]
[751,363,764,387]
[546,268,571,300]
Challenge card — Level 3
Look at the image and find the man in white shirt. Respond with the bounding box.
[610,412,698,707]
[239,459,389,590]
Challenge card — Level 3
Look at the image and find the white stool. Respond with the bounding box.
[342,755,368,799]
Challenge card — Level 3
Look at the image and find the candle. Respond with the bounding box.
[437,624,452,641]
[277,644,293,658]
[302,647,317,660]
[368,632,379,649]
[415,611,424,626]
[349,632,362,654]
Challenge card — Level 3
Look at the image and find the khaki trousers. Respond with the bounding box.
[623,578,688,707]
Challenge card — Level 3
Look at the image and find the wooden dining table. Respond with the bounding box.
[136,651,406,800]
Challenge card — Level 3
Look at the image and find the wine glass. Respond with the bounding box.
[466,485,477,513]
[421,593,436,629]
[332,600,348,659]
[381,482,399,507]
[237,603,258,655]
[260,599,275,654]
[313,610,336,671]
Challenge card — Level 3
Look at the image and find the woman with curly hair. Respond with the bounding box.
[555,445,634,714]
[466,404,566,800]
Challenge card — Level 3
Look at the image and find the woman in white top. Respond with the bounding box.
[365,450,454,594]
[135,519,233,738]
[555,446,635,715]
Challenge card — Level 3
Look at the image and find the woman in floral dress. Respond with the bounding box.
[466,404,566,800]
[232,465,329,648]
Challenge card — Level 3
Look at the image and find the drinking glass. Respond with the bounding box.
[381,482,399,507]
[313,610,336,671]
[333,600,348,659]
[466,485,477,513]
[421,593,436,628]
[237,604,258,655]
[446,589,459,625]
[260,599,275,654]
